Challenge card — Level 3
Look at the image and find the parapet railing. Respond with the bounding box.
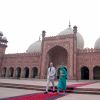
[44,34,74,41]
[4,52,41,58]
[77,48,100,53]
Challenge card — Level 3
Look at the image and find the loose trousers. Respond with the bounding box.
[46,79,55,92]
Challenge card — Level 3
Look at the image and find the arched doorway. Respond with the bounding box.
[81,66,89,80]
[93,66,100,80]
[2,67,6,77]
[9,67,14,77]
[47,46,68,68]
[24,67,29,78]
[32,67,38,78]
[16,67,21,78]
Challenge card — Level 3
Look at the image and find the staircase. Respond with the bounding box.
[0,82,100,95]
[0,83,45,91]
[69,87,100,95]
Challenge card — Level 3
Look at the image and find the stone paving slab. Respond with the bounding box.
[0,87,41,99]
[56,93,100,100]
[0,78,95,86]
[0,78,99,99]
[77,82,100,89]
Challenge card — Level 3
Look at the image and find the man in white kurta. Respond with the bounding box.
[44,62,56,94]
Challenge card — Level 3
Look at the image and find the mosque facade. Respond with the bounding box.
[0,23,100,80]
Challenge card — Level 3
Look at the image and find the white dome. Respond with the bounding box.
[58,26,84,49]
[76,32,84,49]
[94,37,100,49]
[58,27,73,35]
[0,31,3,36]
[3,37,7,40]
[26,40,41,53]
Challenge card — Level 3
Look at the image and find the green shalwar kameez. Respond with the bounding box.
[57,66,67,92]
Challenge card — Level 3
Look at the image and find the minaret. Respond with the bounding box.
[0,31,8,75]
[40,30,46,78]
[0,32,8,54]
[73,26,77,80]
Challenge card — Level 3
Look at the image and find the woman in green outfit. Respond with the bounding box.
[57,65,67,93]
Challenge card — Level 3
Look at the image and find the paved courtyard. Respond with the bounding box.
[56,93,100,100]
[0,78,100,100]
[0,87,41,99]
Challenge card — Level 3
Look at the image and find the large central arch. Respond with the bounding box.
[47,45,68,68]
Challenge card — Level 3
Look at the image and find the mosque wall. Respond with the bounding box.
[77,49,100,80]
[0,53,41,78]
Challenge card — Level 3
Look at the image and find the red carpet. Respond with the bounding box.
[4,82,94,100]
[6,92,58,100]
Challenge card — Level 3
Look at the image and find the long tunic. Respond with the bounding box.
[57,66,67,91]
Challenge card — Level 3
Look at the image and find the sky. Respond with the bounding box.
[0,0,100,54]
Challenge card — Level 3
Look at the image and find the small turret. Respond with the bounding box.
[42,30,46,39]
[73,25,77,34]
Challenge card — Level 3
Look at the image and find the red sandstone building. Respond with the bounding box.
[0,23,100,80]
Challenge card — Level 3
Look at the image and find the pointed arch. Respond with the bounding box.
[9,67,14,77]
[16,67,21,78]
[93,66,100,80]
[24,67,29,78]
[32,67,38,78]
[47,45,68,67]
[81,66,89,80]
[2,67,6,77]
